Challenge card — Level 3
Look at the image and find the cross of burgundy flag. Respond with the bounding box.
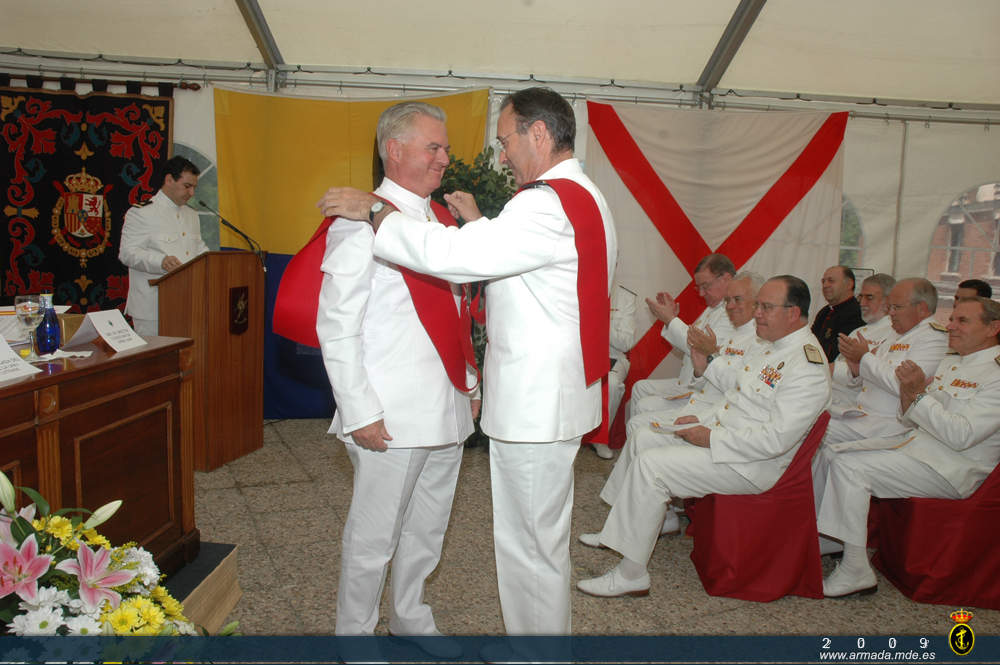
[585,101,848,446]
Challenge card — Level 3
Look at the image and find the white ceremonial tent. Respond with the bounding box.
[2,0,999,377]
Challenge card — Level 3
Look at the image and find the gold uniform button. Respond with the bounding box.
[736,386,741,391]
[745,366,750,371]
[715,421,721,426]
[182,232,186,236]
[724,404,729,409]
[952,367,957,371]
[861,387,867,392]
[756,387,761,392]
[954,392,959,397]
[765,350,771,355]
[938,386,943,390]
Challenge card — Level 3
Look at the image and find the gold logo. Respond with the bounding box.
[949,608,975,656]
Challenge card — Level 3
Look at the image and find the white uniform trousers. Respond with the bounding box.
[490,437,580,636]
[598,435,758,566]
[131,318,157,336]
[816,449,960,548]
[625,378,681,420]
[336,442,463,636]
[608,361,628,423]
[811,418,871,513]
[601,425,683,506]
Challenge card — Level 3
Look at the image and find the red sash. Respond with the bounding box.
[272,200,479,393]
[519,179,611,443]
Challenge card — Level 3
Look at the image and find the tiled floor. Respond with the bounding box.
[194,419,1000,637]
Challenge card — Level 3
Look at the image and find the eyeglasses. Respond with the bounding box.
[757,302,790,313]
[695,273,723,293]
[887,302,914,313]
[494,129,518,154]
[723,296,755,306]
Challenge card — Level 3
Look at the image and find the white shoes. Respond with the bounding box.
[578,532,607,548]
[823,562,878,598]
[577,563,650,598]
[389,630,462,659]
[660,509,680,536]
[592,443,614,459]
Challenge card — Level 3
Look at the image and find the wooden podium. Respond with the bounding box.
[151,251,264,471]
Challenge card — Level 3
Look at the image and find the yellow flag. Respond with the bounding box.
[215,87,490,255]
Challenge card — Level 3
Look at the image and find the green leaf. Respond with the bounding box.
[10,515,35,543]
[18,486,49,516]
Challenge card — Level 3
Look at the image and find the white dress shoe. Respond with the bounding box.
[823,562,878,598]
[577,563,650,598]
[389,630,462,659]
[660,509,680,536]
[593,443,614,459]
[578,532,608,548]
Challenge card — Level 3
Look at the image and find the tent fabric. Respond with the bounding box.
[214,87,490,254]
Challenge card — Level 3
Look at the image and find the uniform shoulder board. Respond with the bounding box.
[131,199,154,208]
[804,344,824,364]
[995,355,1000,367]
[929,322,947,332]
[946,350,961,355]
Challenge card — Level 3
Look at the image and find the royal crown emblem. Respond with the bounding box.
[951,609,974,624]
[51,168,113,267]
[949,608,975,656]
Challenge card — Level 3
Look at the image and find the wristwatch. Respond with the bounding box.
[705,354,717,365]
[368,200,386,222]
[912,393,928,407]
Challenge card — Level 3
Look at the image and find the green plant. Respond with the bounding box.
[432,147,517,447]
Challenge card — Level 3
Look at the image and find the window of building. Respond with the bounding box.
[840,194,864,268]
[926,182,1000,323]
[172,143,220,251]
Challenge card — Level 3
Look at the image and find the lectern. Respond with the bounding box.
[151,251,264,470]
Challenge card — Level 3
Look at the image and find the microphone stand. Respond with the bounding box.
[197,201,267,276]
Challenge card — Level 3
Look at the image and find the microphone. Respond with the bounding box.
[197,201,267,274]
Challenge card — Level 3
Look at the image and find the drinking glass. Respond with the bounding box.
[14,294,43,363]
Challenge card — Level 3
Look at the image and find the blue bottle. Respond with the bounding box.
[36,293,61,355]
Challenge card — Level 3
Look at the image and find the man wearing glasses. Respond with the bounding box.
[627,254,736,420]
[829,273,897,409]
[577,276,831,597]
[317,88,616,655]
[811,265,866,361]
[813,278,949,542]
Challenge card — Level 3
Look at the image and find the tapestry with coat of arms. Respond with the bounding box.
[0,87,172,310]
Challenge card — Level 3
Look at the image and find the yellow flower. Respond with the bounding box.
[159,593,184,618]
[44,515,74,541]
[105,604,140,635]
[32,517,46,531]
[82,529,111,550]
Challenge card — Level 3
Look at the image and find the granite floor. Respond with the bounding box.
[193,419,1000,638]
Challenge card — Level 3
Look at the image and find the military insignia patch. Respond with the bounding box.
[51,168,112,268]
[804,344,824,364]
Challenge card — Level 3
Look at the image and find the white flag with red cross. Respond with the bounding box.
[585,101,847,445]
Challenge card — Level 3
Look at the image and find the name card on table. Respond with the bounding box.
[0,338,43,384]
[63,310,148,352]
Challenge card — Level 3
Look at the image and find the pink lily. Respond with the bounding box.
[0,505,37,547]
[56,541,137,613]
[0,534,55,604]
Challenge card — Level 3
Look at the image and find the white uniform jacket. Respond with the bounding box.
[682,326,832,490]
[119,190,209,320]
[832,317,948,438]
[688,319,762,400]
[317,178,475,449]
[610,286,636,365]
[659,302,728,392]
[897,348,1000,497]
[831,316,895,407]
[373,159,617,442]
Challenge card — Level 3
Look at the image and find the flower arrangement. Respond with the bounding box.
[0,470,201,637]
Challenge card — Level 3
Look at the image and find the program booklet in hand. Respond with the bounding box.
[62,309,148,352]
[0,337,43,383]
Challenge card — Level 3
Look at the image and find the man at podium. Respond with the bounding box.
[119,156,209,335]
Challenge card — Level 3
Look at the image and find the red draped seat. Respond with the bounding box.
[870,463,1000,611]
[683,412,830,602]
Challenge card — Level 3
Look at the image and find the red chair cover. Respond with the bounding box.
[870,463,1000,610]
[684,412,830,602]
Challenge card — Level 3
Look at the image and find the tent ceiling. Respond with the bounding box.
[1,0,998,108]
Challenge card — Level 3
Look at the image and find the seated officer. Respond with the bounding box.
[576,276,831,598]
[817,297,1000,598]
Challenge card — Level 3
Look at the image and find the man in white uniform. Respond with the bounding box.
[119,156,208,335]
[626,254,736,420]
[577,276,831,597]
[829,273,896,408]
[592,284,637,460]
[318,88,617,647]
[316,102,478,659]
[817,297,1000,598]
